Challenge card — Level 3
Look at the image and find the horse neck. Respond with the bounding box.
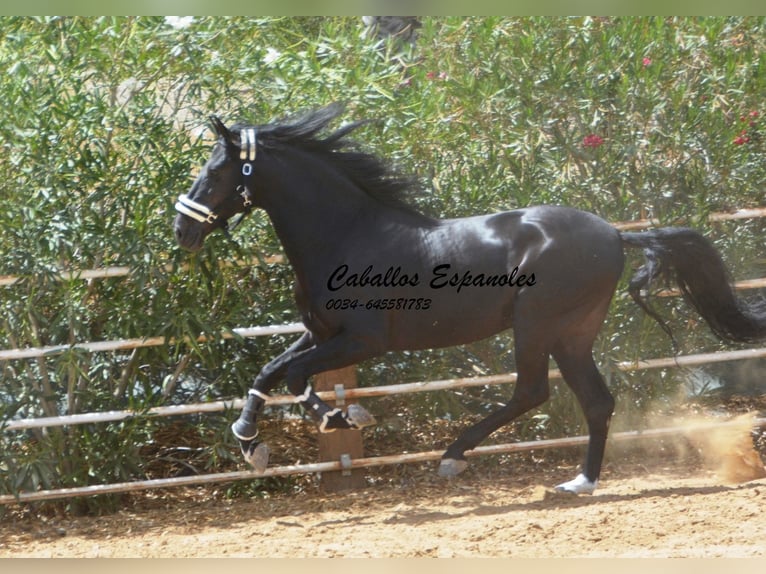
[258,148,396,276]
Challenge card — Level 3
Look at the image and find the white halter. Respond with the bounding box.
[175,128,257,225]
[175,194,219,224]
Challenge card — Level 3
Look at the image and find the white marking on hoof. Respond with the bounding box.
[346,404,377,429]
[319,408,342,433]
[438,458,468,478]
[293,384,312,403]
[243,442,270,473]
[231,422,258,442]
[554,473,597,495]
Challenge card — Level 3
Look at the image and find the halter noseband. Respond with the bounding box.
[175,127,257,229]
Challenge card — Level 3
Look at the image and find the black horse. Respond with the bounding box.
[173,103,766,494]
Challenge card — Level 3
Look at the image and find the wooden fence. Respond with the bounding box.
[2,207,765,504]
[1,412,765,505]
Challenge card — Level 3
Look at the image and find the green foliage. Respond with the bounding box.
[1,17,764,508]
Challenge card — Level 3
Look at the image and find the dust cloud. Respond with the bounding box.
[634,410,766,484]
[677,413,766,483]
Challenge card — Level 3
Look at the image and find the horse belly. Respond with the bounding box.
[385,289,517,350]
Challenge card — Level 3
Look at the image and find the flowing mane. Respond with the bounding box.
[241,103,435,223]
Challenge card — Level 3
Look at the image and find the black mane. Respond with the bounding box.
[246,103,435,223]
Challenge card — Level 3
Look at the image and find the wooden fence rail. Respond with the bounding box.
[2,416,764,505]
[2,273,765,362]
[0,322,306,362]
[2,206,765,288]
[5,345,766,432]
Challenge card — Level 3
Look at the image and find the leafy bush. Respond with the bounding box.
[1,16,764,509]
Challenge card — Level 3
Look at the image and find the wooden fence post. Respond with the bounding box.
[313,366,367,492]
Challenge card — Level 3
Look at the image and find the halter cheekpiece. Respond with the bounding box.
[174,127,257,229]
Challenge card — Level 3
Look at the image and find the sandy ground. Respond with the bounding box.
[2,410,765,558]
[2,462,764,558]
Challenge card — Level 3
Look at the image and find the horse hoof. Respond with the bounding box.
[231,420,258,442]
[554,473,597,495]
[346,404,377,429]
[438,458,468,478]
[242,442,270,473]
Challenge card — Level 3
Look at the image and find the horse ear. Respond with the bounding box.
[209,116,231,141]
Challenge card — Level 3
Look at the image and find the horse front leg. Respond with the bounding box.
[232,331,378,471]
[296,386,376,433]
[231,331,314,471]
[283,333,379,433]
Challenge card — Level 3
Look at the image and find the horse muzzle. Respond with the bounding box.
[173,213,207,252]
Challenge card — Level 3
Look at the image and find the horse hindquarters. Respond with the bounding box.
[439,210,624,492]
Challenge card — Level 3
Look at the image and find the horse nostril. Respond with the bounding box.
[174,225,184,242]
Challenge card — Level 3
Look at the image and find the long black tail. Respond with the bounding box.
[621,227,766,344]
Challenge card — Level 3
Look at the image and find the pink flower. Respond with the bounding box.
[582,134,604,148]
[426,71,447,81]
[733,130,751,145]
[642,57,652,67]
[741,110,758,123]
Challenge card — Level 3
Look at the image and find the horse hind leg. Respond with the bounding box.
[551,342,615,495]
[439,335,552,478]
